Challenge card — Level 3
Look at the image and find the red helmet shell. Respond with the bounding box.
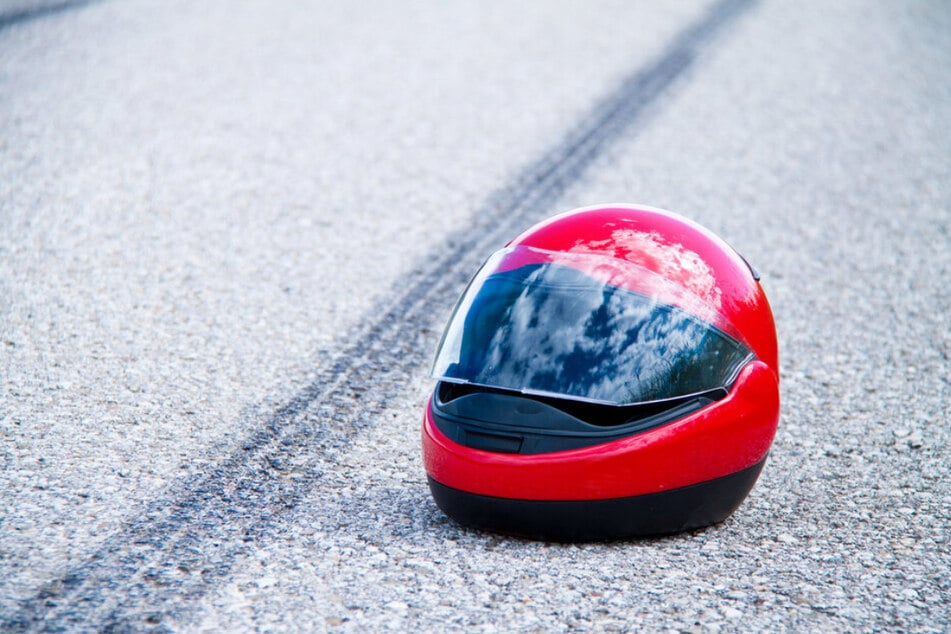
[506,205,778,372]
[422,205,780,540]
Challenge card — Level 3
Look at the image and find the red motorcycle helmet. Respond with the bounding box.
[422,204,779,540]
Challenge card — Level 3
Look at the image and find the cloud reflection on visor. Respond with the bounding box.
[433,253,752,405]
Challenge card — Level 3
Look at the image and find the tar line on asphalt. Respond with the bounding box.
[7,0,756,630]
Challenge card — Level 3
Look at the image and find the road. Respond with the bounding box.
[1,0,948,631]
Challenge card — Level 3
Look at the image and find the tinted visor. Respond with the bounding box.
[432,247,753,405]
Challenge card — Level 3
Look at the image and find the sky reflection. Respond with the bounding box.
[434,259,751,405]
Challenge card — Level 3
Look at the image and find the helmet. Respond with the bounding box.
[422,204,779,540]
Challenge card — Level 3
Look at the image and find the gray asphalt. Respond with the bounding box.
[2,0,949,632]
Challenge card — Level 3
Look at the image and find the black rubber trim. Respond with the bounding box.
[432,383,722,454]
[737,251,762,281]
[428,457,767,541]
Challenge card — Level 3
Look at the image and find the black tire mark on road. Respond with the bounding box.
[0,0,95,33]
[6,0,756,630]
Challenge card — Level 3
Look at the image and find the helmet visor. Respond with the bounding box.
[432,247,753,405]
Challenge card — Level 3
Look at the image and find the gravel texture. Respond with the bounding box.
[2,0,949,631]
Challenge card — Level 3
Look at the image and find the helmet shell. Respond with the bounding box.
[422,204,779,540]
[506,204,777,372]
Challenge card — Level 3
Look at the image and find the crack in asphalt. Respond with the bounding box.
[5,0,756,629]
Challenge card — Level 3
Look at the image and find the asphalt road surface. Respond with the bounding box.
[2,0,949,631]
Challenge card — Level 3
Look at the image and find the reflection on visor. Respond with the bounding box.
[433,250,753,405]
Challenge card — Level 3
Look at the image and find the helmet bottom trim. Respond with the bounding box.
[427,457,766,542]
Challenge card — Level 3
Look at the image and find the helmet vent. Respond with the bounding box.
[437,381,725,428]
[433,381,725,455]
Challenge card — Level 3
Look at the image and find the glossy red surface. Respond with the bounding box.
[507,205,778,373]
[423,204,781,502]
[422,360,780,500]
